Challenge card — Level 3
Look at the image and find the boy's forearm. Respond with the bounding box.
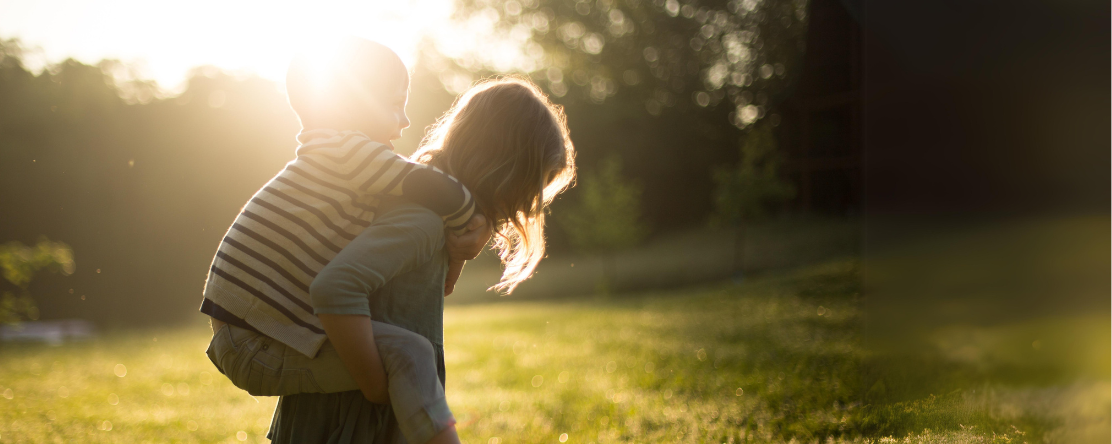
[317,313,389,404]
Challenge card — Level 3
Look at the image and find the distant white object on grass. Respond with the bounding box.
[0,320,97,345]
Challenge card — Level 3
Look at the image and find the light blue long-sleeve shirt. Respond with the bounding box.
[309,201,446,321]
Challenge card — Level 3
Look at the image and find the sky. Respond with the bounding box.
[0,0,456,91]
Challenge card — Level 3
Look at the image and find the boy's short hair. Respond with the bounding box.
[286,37,407,123]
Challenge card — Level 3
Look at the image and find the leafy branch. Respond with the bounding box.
[0,238,75,325]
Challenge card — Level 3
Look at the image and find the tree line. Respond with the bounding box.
[0,0,805,325]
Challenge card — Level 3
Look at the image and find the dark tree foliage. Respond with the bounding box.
[558,154,648,291]
[712,122,794,273]
[0,39,300,326]
[420,0,809,231]
[0,238,75,324]
[430,0,808,120]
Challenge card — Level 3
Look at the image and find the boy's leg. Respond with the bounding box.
[366,321,456,444]
[287,321,455,443]
[206,323,331,395]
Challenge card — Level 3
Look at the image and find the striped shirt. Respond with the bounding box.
[200,129,473,358]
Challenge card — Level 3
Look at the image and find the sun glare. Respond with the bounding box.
[295,35,347,93]
[0,0,457,90]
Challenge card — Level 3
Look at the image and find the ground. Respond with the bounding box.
[0,259,1107,443]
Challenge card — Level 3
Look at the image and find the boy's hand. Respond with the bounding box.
[444,215,492,297]
[446,214,492,262]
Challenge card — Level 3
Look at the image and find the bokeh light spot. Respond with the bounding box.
[695,91,710,107]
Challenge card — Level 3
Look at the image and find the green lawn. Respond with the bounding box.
[1,260,1107,443]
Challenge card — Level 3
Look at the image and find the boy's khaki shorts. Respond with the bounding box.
[206,321,454,444]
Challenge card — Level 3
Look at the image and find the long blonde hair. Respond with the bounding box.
[413,77,576,293]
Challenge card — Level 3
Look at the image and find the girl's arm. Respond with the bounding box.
[317,314,389,403]
[443,214,493,296]
[309,203,445,403]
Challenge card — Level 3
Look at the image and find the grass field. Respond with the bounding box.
[1,259,1107,443]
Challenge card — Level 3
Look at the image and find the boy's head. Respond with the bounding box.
[286,37,410,142]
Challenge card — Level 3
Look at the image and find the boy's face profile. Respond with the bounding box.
[356,71,411,143]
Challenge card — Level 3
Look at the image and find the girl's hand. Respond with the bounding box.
[446,214,492,262]
[444,259,465,297]
[444,215,492,296]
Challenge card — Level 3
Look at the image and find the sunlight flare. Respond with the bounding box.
[0,0,457,89]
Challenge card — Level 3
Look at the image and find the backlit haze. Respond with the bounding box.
[0,0,459,91]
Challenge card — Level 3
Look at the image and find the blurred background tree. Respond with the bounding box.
[0,0,815,324]
[0,38,300,326]
[426,0,808,123]
[558,155,648,292]
[712,122,794,276]
[0,239,75,325]
[417,0,811,233]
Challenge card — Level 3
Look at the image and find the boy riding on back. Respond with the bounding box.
[201,37,486,444]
